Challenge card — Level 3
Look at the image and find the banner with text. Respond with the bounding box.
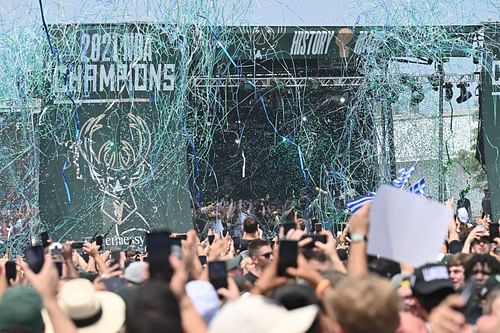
[40,24,192,247]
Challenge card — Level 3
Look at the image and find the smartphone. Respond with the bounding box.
[198,255,207,266]
[208,235,215,245]
[25,246,45,274]
[458,278,477,323]
[208,261,228,290]
[72,242,84,249]
[48,242,63,257]
[281,222,296,235]
[170,238,182,248]
[110,249,121,265]
[41,231,50,248]
[96,235,103,247]
[314,223,322,233]
[171,233,187,241]
[102,277,127,292]
[55,261,63,277]
[5,261,17,284]
[146,231,173,282]
[278,240,298,276]
[489,223,499,243]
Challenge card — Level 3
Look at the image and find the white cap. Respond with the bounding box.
[209,295,318,333]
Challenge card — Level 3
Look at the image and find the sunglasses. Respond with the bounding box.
[259,252,273,259]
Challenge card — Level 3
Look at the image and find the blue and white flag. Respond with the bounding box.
[408,177,426,196]
[391,163,417,189]
[346,192,376,213]
[347,163,421,214]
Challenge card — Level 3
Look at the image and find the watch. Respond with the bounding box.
[350,233,367,243]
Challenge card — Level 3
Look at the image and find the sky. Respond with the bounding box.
[0,0,498,29]
[0,0,494,111]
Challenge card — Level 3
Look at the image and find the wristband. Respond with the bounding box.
[350,233,367,243]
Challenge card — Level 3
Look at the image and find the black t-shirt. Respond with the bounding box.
[482,197,492,217]
[457,198,471,211]
[239,239,250,252]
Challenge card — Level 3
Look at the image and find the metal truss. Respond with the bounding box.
[193,76,365,88]
[193,73,478,88]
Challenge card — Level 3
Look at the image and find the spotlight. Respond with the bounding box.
[456,82,472,103]
[301,116,307,122]
[444,82,453,101]
[235,138,240,144]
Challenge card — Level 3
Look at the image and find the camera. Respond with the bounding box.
[48,242,63,257]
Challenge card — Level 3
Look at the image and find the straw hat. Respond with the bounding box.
[43,278,125,333]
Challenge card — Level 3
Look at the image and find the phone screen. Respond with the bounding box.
[41,231,49,248]
[5,261,17,284]
[110,249,121,266]
[278,240,298,276]
[146,231,173,282]
[208,261,228,290]
[96,235,103,247]
[55,261,63,277]
[72,242,84,249]
[25,246,45,274]
[172,234,187,240]
[313,234,327,244]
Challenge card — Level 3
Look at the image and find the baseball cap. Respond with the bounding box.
[457,208,469,223]
[226,255,242,271]
[0,286,44,333]
[209,295,318,333]
[186,280,220,324]
[124,261,148,284]
[411,263,454,295]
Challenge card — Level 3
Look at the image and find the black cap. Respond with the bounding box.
[448,240,462,254]
[411,263,454,295]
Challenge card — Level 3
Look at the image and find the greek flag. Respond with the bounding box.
[391,163,416,189]
[408,177,426,196]
[346,192,376,213]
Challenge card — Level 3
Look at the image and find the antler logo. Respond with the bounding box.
[79,109,152,226]
[240,26,287,59]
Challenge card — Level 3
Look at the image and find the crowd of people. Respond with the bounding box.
[0,193,499,333]
[194,191,345,238]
